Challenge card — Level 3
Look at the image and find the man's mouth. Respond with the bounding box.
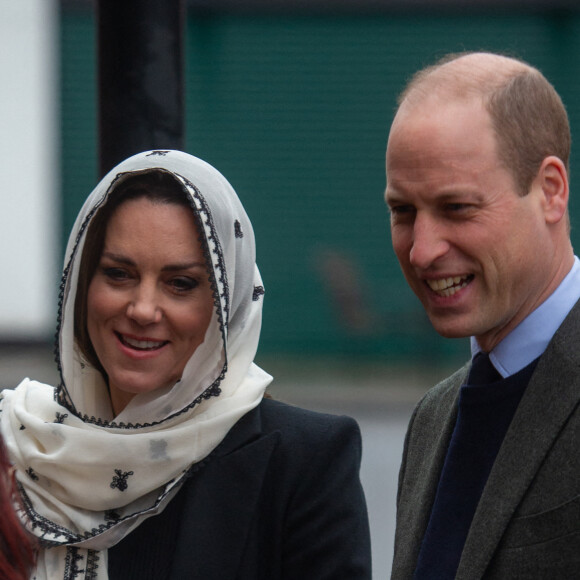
[116,333,168,351]
[426,275,473,297]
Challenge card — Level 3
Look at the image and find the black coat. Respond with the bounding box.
[109,397,372,579]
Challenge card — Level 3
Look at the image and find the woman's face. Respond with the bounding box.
[86,198,214,415]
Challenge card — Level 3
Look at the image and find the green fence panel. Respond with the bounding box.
[61,10,580,364]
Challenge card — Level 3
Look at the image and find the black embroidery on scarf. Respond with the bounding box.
[26,467,39,481]
[17,480,108,545]
[146,150,170,157]
[64,547,83,579]
[86,550,99,580]
[16,461,203,551]
[55,412,69,424]
[105,509,121,522]
[55,380,223,428]
[64,547,99,580]
[110,469,134,491]
[52,171,228,429]
[234,219,244,238]
[181,177,230,332]
[253,285,265,301]
[17,482,77,545]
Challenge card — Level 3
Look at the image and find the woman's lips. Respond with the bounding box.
[115,332,169,351]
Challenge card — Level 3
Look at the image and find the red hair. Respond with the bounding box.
[0,436,36,579]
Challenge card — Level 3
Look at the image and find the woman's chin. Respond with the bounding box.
[108,374,175,414]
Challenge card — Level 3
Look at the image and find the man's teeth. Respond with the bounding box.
[121,335,166,350]
[427,276,469,297]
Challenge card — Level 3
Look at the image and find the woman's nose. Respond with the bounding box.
[126,285,162,325]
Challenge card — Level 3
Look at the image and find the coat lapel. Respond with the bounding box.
[169,403,280,580]
[457,302,580,578]
[393,367,467,579]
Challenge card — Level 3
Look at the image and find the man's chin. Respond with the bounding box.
[428,317,474,339]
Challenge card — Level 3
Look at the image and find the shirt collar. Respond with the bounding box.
[471,256,580,378]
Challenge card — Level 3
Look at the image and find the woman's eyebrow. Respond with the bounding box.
[101,251,205,272]
[162,261,206,272]
[101,251,135,266]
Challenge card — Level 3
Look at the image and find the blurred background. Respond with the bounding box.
[2,0,580,576]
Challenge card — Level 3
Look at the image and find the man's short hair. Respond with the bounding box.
[398,52,571,195]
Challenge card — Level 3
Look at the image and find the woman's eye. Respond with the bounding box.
[102,267,129,281]
[170,277,200,292]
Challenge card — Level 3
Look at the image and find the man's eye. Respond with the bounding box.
[389,205,416,217]
[444,203,476,215]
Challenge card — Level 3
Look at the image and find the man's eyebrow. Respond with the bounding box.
[435,191,484,203]
[384,189,406,205]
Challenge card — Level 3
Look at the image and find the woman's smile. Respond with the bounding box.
[115,331,170,352]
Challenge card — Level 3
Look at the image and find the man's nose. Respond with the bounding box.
[409,214,450,269]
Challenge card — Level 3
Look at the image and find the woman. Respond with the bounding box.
[0,435,36,580]
[0,150,371,579]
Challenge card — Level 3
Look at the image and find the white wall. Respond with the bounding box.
[0,0,59,339]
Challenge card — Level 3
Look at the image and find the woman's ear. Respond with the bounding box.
[536,155,569,225]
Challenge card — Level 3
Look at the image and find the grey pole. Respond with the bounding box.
[98,0,185,176]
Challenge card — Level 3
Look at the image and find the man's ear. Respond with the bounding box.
[536,155,569,224]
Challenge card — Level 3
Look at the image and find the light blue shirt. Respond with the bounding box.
[471,256,580,378]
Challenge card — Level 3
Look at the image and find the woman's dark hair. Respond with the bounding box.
[73,169,195,372]
[0,437,37,579]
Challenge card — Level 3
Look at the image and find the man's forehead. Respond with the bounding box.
[395,90,483,123]
[388,97,493,157]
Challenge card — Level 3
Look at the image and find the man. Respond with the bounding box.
[385,52,579,579]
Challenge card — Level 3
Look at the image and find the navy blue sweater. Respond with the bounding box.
[414,359,538,579]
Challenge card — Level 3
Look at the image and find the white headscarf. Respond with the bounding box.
[0,150,272,579]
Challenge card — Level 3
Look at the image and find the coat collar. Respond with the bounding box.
[168,401,280,579]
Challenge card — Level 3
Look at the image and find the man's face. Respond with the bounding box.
[385,97,557,351]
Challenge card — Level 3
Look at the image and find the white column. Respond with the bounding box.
[0,0,59,339]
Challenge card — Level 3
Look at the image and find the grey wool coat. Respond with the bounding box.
[391,300,580,579]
